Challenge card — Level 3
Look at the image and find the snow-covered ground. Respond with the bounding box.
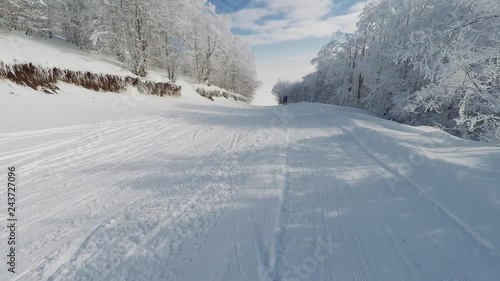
[0,31,132,77]
[1,80,500,281]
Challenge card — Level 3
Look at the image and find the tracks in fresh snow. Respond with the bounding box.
[271,110,500,281]
[1,104,499,281]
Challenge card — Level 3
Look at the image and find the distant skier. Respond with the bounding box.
[283,95,288,105]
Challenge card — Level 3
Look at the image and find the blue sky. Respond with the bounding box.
[211,0,369,105]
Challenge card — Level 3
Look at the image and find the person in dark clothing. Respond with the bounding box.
[283,95,288,105]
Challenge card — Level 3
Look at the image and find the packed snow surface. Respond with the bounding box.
[1,81,500,281]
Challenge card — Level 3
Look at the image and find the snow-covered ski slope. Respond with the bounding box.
[1,83,500,281]
[1,30,500,281]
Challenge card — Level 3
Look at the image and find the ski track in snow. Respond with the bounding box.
[1,103,500,281]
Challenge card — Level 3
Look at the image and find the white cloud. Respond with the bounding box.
[231,8,274,30]
[259,0,334,21]
[348,1,370,13]
[231,0,370,45]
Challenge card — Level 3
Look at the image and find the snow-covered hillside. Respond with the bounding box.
[0,32,131,76]
[0,32,248,104]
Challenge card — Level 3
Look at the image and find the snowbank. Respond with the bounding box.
[0,32,181,97]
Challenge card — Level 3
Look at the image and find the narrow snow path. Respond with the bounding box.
[1,103,499,281]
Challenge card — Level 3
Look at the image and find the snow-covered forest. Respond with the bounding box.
[2,1,500,280]
[0,0,261,99]
[272,0,500,143]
